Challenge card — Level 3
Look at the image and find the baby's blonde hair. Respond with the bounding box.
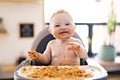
[50,10,73,22]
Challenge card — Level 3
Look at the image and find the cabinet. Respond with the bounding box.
[0,0,41,3]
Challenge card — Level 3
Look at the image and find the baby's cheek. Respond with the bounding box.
[52,32,60,38]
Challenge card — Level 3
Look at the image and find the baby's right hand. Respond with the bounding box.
[28,50,41,60]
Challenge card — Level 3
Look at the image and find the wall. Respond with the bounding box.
[0,1,44,64]
[0,0,41,3]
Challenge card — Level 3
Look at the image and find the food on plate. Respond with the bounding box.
[20,66,94,79]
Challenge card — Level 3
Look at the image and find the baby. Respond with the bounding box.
[28,10,87,66]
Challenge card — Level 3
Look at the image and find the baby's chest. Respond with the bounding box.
[51,46,76,58]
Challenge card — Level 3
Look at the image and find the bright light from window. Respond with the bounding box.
[44,0,112,23]
[44,0,120,54]
[75,25,88,52]
[92,25,106,53]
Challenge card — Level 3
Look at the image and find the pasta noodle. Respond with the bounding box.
[21,66,93,79]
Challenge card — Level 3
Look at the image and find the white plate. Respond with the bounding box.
[17,65,107,80]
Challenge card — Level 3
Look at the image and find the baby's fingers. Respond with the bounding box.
[28,51,38,60]
[67,42,80,50]
[67,44,74,50]
[28,50,36,54]
[28,55,36,60]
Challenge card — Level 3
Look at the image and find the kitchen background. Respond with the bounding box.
[0,0,120,80]
[0,0,45,64]
[1,0,120,65]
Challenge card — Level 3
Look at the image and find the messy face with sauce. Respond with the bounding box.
[49,10,76,40]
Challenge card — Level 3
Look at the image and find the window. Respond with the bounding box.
[44,0,120,56]
[75,25,88,52]
[92,25,106,53]
[44,0,119,23]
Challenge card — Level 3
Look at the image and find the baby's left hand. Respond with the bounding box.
[67,42,86,58]
[67,42,80,50]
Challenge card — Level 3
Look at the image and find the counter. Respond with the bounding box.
[0,64,16,79]
[95,56,120,72]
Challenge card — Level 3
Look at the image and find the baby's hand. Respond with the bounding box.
[67,42,86,58]
[67,42,80,50]
[28,50,41,60]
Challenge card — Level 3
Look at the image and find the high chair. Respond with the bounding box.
[14,26,108,80]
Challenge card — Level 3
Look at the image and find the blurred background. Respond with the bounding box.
[0,0,120,80]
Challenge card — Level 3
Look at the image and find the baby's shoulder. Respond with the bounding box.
[71,37,81,42]
[47,39,56,45]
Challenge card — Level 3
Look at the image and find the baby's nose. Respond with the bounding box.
[60,27,66,30]
[61,25,67,29]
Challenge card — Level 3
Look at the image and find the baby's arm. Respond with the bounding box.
[67,39,87,58]
[28,42,51,64]
[28,50,42,61]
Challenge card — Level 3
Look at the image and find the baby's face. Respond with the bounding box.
[49,13,75,40]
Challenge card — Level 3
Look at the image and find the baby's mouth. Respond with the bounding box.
[59,31,69,34]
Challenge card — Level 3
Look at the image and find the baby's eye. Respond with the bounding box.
[65,23,70,26]
[54,24,60,27]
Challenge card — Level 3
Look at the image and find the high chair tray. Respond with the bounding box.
[14,65,108,80]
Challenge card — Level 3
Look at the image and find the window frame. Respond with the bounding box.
[46,22,120,57]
